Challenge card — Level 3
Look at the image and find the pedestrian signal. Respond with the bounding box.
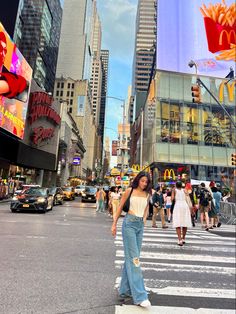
[231,153,236,166]
[191,84,201,103]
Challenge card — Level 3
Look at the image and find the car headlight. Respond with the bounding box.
[12,196,18,201]
[37,197,46,203]
[81,192,86,197]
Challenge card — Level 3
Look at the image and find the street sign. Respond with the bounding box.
[73,157,81,165]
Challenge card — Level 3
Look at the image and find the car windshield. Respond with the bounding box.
[49,188,57,193]
[77,185,85,189]
[25,188,48,196]
[63,187,73,192]
[85,187,96,193]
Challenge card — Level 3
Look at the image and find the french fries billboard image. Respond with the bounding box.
[200,0,236,61]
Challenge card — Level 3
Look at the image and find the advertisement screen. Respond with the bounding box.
[0,22,32,139]
[156,0,235,78]
[112,140,118,156]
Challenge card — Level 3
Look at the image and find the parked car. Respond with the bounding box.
[62,187,75,200]
[49,187,64,205]
[81,186,97,203]
[10,187,53,213]
[74,185,85,196]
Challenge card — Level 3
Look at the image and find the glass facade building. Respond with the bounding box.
[142,70,235,192]
[13,0,62,93]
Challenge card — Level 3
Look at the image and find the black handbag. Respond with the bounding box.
[123,188,133,213]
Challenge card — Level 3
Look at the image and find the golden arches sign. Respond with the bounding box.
[131,164,151,173]
[219,29,236,46]
[219,81,235,103]
[163,169,176,181]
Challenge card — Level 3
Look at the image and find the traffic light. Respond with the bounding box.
[191,84,201,103]
[231,153,236,166]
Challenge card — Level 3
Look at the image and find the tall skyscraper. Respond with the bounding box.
[12,0,62,93]
[90,4,102,126]
[132,0,157,93]
[56,0,94,81]
[99,50,109,143]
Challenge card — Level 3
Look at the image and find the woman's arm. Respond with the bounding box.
[143,197,150,224]
[111,188,131,236]
[171,189,175,201]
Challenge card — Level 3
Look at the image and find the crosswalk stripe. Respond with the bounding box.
[116,250,235,263]
[114,240,235,252]
[115,235,235,246]
[115,305,235,313]
[114,260,235,275]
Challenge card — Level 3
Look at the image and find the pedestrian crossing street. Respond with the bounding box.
[114,220,236,314]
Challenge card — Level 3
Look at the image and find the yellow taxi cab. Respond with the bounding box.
[62,186,75,200]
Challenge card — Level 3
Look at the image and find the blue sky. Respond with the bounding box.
[60,0,138,164]
[96,0,137,155]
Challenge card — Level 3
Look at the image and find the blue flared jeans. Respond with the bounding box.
[119,214,148,304]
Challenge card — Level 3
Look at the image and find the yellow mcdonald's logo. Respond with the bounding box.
[163,169,176,181]
[131,164,151,173]
[219,29,236,46]
[219,81,235,102]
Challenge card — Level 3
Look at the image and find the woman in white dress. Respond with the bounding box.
[171,181,192,246]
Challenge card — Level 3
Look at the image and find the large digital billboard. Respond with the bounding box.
[156,0,235,78]
[0,22,32,139]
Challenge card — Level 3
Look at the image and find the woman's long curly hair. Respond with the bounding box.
[131,171,152,193]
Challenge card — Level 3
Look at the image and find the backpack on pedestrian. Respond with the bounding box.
[199,189,212,207]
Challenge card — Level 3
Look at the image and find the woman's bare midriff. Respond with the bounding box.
[128,210,136,216]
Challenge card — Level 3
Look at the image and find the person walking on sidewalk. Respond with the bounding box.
[152,186,168,229]
[96,187,106,212]
[111,172,152,308]
[210,186,222,228]
[198,183,212,231]
[172,181,192,246]
[110,186,121,217]
[165,191,172,223]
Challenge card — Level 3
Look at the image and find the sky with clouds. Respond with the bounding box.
[60,0,138,166]
[96,0,138,166]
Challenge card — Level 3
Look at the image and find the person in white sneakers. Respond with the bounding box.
[111,172,152,307]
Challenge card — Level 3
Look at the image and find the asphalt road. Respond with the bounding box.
[0,198,117,314]
[0,199,235,314]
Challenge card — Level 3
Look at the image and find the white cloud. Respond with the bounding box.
[97,0,137,64]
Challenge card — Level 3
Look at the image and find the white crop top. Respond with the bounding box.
[129,196,149,217]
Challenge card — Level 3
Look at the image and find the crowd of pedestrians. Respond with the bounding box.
[109,174,231,308]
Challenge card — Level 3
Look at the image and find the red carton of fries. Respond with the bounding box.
[203,17,236,53]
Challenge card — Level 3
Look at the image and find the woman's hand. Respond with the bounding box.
[111,222,117,236]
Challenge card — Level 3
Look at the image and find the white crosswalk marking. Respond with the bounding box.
[114,220,236,313]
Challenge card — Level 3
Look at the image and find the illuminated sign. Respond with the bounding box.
[156,0,235,78]
[131,164,151,172]
[219,81,235,102]
[73,157,81,165]
[0,22,32,139]
[163,169,176,181]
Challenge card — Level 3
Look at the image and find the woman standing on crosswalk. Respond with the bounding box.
[111,171,152,308]
[171,181,192,246]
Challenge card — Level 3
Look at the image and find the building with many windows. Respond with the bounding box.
[4,0,62,93]
[140,70,235,199]
[132,0,157,94]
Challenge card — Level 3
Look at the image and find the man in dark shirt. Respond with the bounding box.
[152,186,168,229]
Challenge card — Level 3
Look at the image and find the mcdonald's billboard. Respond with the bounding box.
[156,0,235,78]
[163,169,176,181]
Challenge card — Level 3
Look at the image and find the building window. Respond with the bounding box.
[69,107,72,113]
[67,91,70,96]
[57,82,60,88]
[71,91,74,97]
[72,83,74,89]
[60,90,63,97]
[68,83,71,88]
[61,82,64,88]
[56,90,59,96]
[70,99,73,105]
